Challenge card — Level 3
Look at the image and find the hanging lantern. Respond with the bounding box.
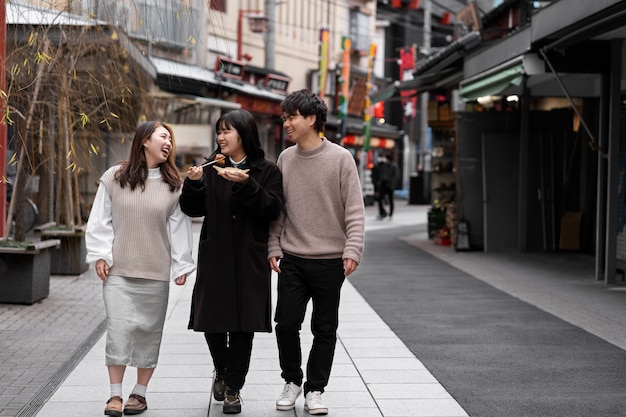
[247,13,268,33]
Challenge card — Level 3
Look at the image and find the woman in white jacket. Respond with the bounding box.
[86,121,195,416]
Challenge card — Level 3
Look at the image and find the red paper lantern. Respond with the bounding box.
[391,0,419,9]
[374,101,385,119]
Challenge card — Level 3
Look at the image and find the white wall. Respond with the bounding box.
[205,0,378,92]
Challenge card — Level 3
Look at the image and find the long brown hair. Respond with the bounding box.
[115,121,182,191]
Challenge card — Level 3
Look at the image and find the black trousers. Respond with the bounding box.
[204,331,254,391]
[274,254,345,394]
[377,186,394,217]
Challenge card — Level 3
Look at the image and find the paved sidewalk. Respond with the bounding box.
[6,200,626,416]
[0,268,105,417]
[33,202,470,417]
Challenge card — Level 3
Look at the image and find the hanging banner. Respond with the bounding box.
[337,36,351,139]
[399,46,417,121]
[363,43,377,151]
[318,27,329,99]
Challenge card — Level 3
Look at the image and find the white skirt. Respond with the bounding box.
[102,275,170,368]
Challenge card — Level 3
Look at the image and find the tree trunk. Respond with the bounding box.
[5,39,50,241]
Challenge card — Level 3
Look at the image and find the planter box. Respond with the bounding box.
[0,239,61,305]
[41,227,88,275]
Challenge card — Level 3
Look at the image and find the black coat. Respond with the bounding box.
[180,158,283,333]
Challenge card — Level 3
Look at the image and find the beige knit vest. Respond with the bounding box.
[101,167,180,281]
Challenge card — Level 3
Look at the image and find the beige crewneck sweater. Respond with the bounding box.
[100,166,180,281]
[268,138,365,263]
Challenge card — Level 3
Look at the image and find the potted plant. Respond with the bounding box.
[2,4,156,300]
[0,36,60,304]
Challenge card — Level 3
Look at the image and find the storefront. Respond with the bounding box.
[455,0,625,283]
[372,0,626,283]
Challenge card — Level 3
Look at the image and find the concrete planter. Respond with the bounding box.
[41,226,88,275]
[0,239,61,304]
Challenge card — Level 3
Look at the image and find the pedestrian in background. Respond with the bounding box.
[181,109,284,414]
[86,121,196,417]
[268,89,365,415]
[371,152,398,220]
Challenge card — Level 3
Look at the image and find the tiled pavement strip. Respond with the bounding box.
[23,202,471,417]
[0,267,105,417]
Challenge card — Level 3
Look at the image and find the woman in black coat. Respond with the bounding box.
[180,109,284,414]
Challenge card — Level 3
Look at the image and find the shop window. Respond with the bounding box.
[210,0,226,12]
[89,0,201,49]
[349,6,370,54]
[133,0,201,48]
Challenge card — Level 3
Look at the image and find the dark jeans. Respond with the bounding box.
[274,254,345,394]
[204,331,254,391]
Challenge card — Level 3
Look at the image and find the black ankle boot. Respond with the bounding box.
[213,374,226,401]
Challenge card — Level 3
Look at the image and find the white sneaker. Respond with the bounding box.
[304,391,328,415]
[276,382,302,411]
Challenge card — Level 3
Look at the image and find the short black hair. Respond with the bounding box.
[215,109,265,163]
[280,89,327,133]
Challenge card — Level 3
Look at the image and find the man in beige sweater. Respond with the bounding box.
[268,89,365,415]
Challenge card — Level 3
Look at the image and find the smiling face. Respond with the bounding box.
[216,121,246,161]
[282,111,315,143]
[143,126,173,169]
[282,110,321,150]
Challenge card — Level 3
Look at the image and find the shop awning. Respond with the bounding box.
[460,61,524,100]
[459,52,552,101]
[151,91,242,110]
[371,69,463,104]
[325,115,402,139]
[150,56,286,102]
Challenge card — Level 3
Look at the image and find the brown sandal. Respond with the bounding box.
[123,393,148,415]
[104,396,122,417]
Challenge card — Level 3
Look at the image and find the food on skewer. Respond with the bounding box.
[199,154,226,168]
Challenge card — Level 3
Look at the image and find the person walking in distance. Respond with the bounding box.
[181,109,284,414]
[268,89,365,415]
[86,121,196,417]
[372,152,398,220]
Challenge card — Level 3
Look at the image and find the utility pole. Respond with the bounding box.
[265,0,276,70]
[419,0,431,204]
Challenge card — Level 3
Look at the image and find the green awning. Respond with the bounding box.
[370,68,462,104]
[370,82,399,104]
[460,63,524,100]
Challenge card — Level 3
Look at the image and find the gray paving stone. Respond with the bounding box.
[0,269,105,416]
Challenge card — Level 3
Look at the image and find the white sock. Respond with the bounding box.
[132,384,147,398]
[110,383,122,398]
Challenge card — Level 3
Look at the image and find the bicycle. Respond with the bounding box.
[5,179,39,235]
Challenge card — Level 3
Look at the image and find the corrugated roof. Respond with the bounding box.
[6,2,107,26]
[150,56,286,101]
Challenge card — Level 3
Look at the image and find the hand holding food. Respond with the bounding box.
[187,154,226,181]
[213,165,250,183]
